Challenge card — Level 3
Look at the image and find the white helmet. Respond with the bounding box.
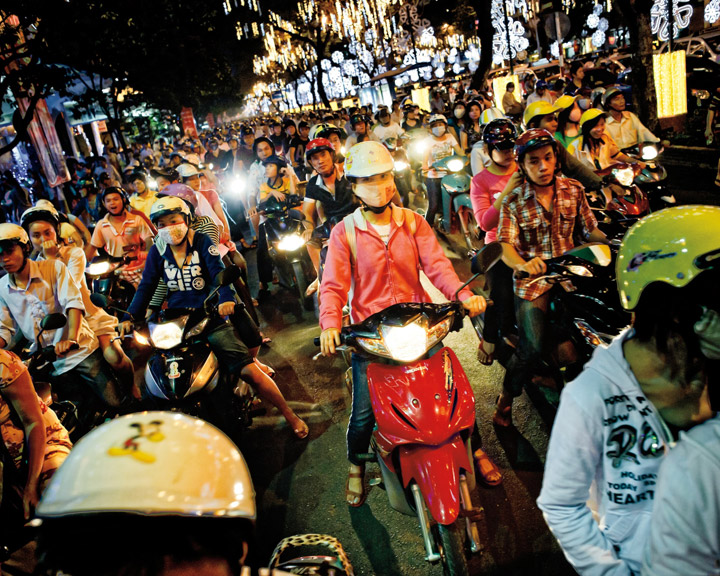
[176,163,200,178]
[479,107,505,126]
[344,141,395,179]
[149,196,192,224]
[37,411,256,519]
[427,113,448,125]
[0,223,30,246]
[33,199,60,215]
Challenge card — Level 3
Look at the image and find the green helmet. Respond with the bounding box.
[616,205,720,310]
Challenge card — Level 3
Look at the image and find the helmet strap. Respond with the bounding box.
[361,199,392,214]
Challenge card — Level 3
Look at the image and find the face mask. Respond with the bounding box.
[569,107,582,122]
[158,222,188,246]
[432,126,446,137]
[454,109,465,119]
[354,179,395,212]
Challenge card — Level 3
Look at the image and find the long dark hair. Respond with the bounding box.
[581,114,606,156]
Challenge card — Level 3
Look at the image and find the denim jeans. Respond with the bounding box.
[424,177,442,227]
[502,291,552,398]
[483,261,515,346]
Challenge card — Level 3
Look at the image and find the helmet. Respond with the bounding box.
[35,199,58,212]
[514,128,558,164]
[479,107,505,126]
[240,126,254,137]
[616,206,720,310]
[401,98,416,111]
[99,186,129,207]
[427,114,448,126]
[150,196,193,224]
[523,101,560,128]
[157,183,197,210]
[176,163,200,179]
[59,222,83,246]
[602,86,624,108]
[350,114,369,128]
[20,205,60,233]
[536,79,548,90]
[36,412,256,519]
[129,170,147,184]
[0,223,30,251]
[344,141,394,179]
[262,155,288,169]
[305,138,335,162]
[579,108,607,128]
[483,119,519,150]
[150,167,179,182]
[553,94,579,110]
[77,177,97,192]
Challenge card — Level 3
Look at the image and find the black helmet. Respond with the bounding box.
[514,129,559,170]
[482,119,518,151]
[99,186,130,207]
[350,114,368,128]
[262,155,288,169]
[77,177,98,193]
[240,126,254,137]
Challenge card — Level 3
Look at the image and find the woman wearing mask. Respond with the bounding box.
[460,100,484,153]
[422,115,465,229]
[447,101,466,144]
[554,95,583,149]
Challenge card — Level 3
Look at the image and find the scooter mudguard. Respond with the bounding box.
[398,436,471,524]
[367,347,475,451]
[452,192,473,212]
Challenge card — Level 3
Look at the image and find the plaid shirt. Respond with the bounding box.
[498,176,597,301]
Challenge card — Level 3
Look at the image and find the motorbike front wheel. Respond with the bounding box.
[433,522,468,576]
[292,260,314,312]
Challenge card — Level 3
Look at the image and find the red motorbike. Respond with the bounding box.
[319,243,502,576]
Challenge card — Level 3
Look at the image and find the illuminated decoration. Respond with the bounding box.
[650,0,693,41]
[491,74,520,110]
[491,0,530,65]
[586,3,609,48]
[706,0,720,24]
[550,41,560,58]
[653,50,687,118]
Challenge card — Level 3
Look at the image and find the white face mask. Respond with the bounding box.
[354,178,396,211]
[158,222,188,246]
[454,109,465,119]
[432,126,446,137]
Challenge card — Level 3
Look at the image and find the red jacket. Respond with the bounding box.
[319,205,473,331]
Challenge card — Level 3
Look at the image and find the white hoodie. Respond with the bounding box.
[537,330,673,576]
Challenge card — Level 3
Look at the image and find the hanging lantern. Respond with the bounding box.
[653,50,687,118]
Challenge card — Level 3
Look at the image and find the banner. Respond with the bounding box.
[180,107,199,139]
[206,113,215,129]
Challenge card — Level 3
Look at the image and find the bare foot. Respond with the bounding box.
[288,415,309,439]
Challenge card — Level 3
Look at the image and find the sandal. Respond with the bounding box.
[477,338,495,366]
[474,448,503,487]
[492,395,513,428]
[345,465,366,507]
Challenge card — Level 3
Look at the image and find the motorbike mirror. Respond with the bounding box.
[40,313,67,332]
[471,242,503,275]
[563,243,612,267]
[90,293,110,310]
[215,266,242,287]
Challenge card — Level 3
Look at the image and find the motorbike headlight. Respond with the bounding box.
[356,336,390,357]
[208,163,215,170]
[565,265,593,278]
[185,317,209,339]
[148,178,159,191]
[133,331,150,346]
[277,234,305,252]
[612,167,635,187]
[340,145,347,155]
[87,261,111,276]
[229,177,245,197]
[641,145,658,161]
[394,160,409,172]
[149,319,187,350]
[446,158,464,172]
[381,321,429,362]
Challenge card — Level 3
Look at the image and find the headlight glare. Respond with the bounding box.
[149,319,187,350]
[381,320,429,362]
[277,234,305,252]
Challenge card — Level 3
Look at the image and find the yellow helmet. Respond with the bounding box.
[579,108,607,128]
[616,206,720,310]
[37,411,256,519]
[553,94,579,110]
[523,101,560,128]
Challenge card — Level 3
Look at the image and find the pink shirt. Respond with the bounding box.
[469,168,516,244]
[319,206,473,331]
[90,213,154,258]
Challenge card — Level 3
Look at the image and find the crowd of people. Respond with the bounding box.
[0,59,717,575]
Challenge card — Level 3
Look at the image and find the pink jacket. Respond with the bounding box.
[319,205,473,331]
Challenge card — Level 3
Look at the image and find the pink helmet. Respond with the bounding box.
[158,183,198,210]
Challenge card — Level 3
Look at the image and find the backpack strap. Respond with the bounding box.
[343,212,357,265]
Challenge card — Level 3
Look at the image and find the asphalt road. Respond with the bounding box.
[236,228,575,576]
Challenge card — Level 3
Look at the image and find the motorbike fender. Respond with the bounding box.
[186,352,219,398]
[452,193,473,211]
[441,173,471,193]
[398,437,471,524]
[144,364,169,401]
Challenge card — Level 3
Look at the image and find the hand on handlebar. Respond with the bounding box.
[218,301,235,317]
[461,295,487,317]
[55,340,79,356]
[119,321,134,338]
[302,228,313,242]
[516,257,547,278]
[270,190,286,202]
[320,328,342,356]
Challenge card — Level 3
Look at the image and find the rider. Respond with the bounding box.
[494,129,608,427]
[319,141,486,506]
[538,205,719,576]
[344,114,378,149]
[21,206,137,398]
[125,199,308,439]
[602,86,661,151]
[127,170,156,218]
[568,108,640,171]
[0,224,133,416]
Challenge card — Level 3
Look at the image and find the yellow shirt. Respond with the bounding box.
[129,192,157,217]
[259,177,291,202]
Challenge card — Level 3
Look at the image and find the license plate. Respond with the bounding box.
[166,357,183,379]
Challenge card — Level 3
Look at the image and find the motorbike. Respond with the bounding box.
[315,243,504,576]
[622,141,676,211]
[259,194,317,312]
[268,533,355,575]
[128,267,257,438]
[432,155,483,251]
[85,255,138,319]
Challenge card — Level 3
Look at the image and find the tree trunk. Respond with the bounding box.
[615,0,658,131]
[470,0,494,91]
